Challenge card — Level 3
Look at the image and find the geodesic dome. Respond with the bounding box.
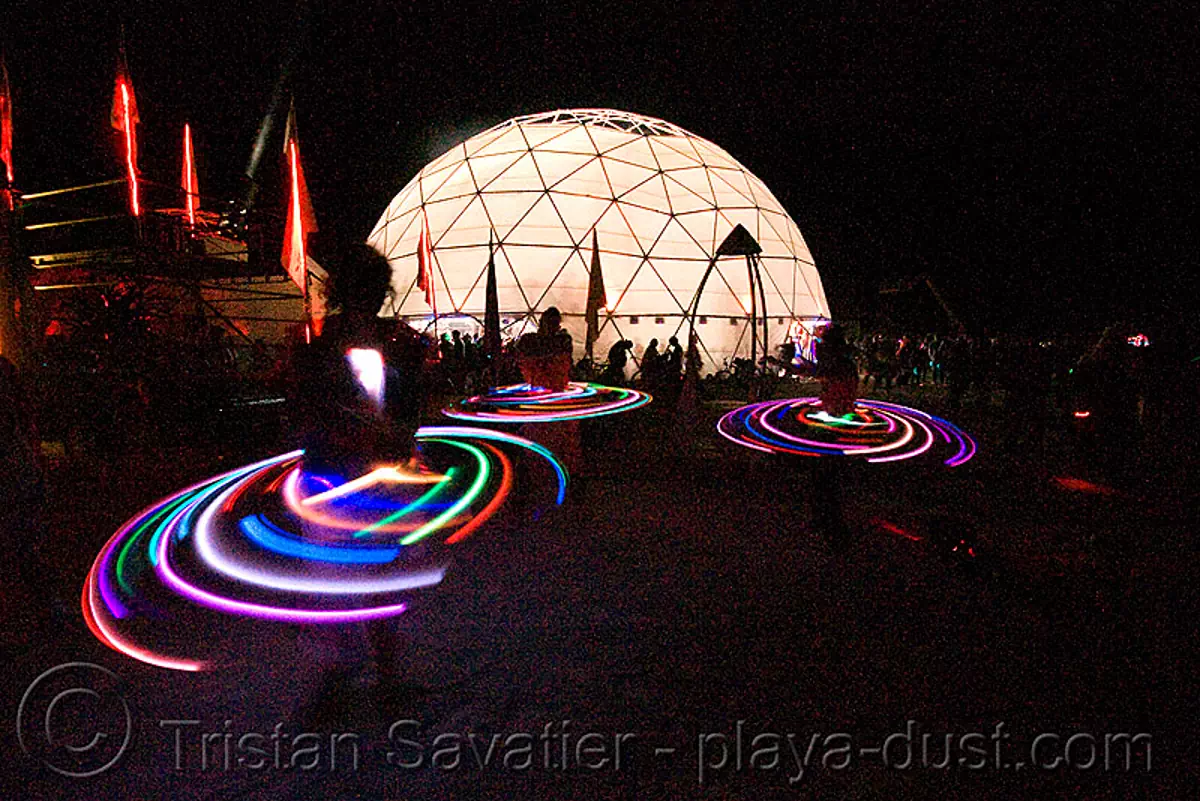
[367,108,831,372]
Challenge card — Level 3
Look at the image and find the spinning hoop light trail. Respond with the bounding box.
[82,427,567,672]
[443,382,651,423]
[717,397,976,466]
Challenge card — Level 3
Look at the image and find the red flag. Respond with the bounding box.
[0,54,13,187]
[416,213,437,311]
[182,123,199,227]
[110,47,140,216]
[281,101,317,294]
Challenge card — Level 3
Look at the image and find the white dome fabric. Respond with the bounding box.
[367,109,830,372]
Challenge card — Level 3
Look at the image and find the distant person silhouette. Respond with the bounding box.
[602,339,633,386]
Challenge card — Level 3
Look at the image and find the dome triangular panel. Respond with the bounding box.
[662,173,714,214]
[530,149,597,191]
[648,137,700,171]
[487,152,544,193]
[474,126,532,157]
[617,174,675,215]
[466,151,528,192]
[602,137,662,172]
[506,193,578,248]
[538,125,600,156]
[422,160,475,203]
[516,123,576,151]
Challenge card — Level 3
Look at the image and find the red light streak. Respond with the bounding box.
[289,140,305,276]
[872,517,922,541]
[120,82,139,216]
[445,444,512,544]
[184,123,197,226]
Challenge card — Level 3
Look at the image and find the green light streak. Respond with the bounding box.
[114,491,196,595]
[400,441,489,545]
[353,468,456,538]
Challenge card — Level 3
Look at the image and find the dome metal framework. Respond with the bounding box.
[367,108,831,371]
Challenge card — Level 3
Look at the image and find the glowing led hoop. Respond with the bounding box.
[82,428,565,672]
[444,382,651,423]
[717,398,976,466]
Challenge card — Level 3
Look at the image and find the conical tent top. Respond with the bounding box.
[715,224,762,257]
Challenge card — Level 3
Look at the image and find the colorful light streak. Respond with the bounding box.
[444,382,651,423]
[717,397,977,466]
[239,515,400,565]
[300,463,447,507]
[183,122,198,227]
[119,82,139,217]
[82,427,566,672]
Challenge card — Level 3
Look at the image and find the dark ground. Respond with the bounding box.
[1,380,1195,799]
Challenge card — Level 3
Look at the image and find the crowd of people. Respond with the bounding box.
[825,329,1083,411]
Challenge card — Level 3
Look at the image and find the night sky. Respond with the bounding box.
[6,1,1196,336]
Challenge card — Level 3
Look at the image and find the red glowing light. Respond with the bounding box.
[289,141,305,276]
[183,123,198,227]
[1,55,13,188]
[1073,410,1091,419]
[119,83,139,217]
[871,517,922,542]
[1053,476,1115,495]
[445,444,513,544]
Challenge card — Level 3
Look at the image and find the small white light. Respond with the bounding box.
[347,348,385,411]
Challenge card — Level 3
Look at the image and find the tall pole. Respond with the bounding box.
[754,252,769,374]
[746,254,758,379]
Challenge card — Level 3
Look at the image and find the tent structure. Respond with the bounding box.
[367,109,831,373]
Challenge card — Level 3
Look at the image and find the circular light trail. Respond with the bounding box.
[717,397,977,466]
[443,382,651,423]
[82,427,567,672]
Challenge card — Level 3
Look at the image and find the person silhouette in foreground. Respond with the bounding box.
[290,243,431,710]
[292,244,428,476]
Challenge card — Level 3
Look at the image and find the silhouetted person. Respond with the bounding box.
[292,246,428,477]
[814,324,858,417]
[665,336,683,374]
[517,306,573,391]
[810,324,859,550]
[290,244,430,704]
[452,329,465,364]
[641,338,662,389]
[516,307,581,476]
[602,339,633,386]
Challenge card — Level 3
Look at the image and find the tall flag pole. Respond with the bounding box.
[584,228,607,362]
[0,53,13,208]
[110,41,140,217]
[281,99,318,340]
[483,229,501,370]
[182,123,199,227]
[416,211,437,337]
